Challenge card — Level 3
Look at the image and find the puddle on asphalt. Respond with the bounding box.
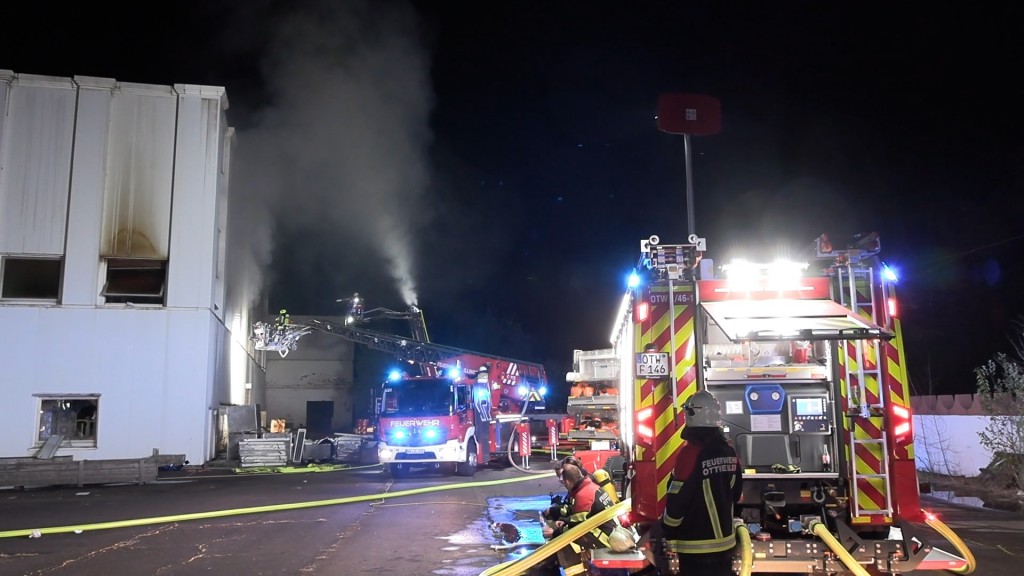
[929,490,986,508]
[434,494,553,575]
[492,495,552,546]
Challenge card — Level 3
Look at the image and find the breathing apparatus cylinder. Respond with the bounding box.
[593,468,619,504]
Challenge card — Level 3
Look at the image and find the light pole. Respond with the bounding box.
[656,93,721,396]
[655,93,721,239]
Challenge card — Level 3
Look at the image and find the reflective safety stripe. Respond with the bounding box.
[667,479,684,494]
[662,510,683,527]
[569,512,589,523]
[665,533,736,554]
[564,563,586,576]
[703,478,723,540]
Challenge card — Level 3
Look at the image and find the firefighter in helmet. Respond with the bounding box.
[276,309,290,326]
[274,309,290,342]
[539,457,619,575]
[660,390,743,575]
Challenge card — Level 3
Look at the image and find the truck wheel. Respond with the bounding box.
[389,463,410,478]
[456,440,478,477]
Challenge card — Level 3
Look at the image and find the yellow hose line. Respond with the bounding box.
[809,520,871,576]
[733,519,752,576]
[232,463,379,474]
[0,473,542,539]
[478,499,631,576]
[925,514,976,574]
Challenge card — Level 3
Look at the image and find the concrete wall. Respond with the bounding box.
[910,394,1018,477]
[913,414,994,477]
[266,317,355,437]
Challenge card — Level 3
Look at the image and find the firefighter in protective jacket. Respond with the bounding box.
[541,457,618,575]
[661,390,743,575]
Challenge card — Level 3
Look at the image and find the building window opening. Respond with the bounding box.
[102,258,167,305]
[1,257,62,301]
[36,396,99,448]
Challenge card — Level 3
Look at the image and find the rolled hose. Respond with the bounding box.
[733,519,753,576]
[808,519,871,576]
[505,396,553,475]
[924,512,976,574]
[479,499,631,576]
[506,430,554,475]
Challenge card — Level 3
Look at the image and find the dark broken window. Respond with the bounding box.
[37,396,99,447]
[1,257,62,301]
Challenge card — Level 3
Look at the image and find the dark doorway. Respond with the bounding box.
[306,401,334,437]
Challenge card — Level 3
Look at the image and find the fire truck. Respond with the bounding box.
[252,296,549,477]
[569,234,973,574]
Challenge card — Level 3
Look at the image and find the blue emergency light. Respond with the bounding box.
[628,270,641,288]
[881,262,898,283]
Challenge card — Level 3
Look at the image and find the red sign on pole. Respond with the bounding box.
[547,419,558,449]
[518,422,532,457]
[657,93,722,135]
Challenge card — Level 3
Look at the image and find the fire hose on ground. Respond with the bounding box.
[0,473,542,539]
[924,511,976,575]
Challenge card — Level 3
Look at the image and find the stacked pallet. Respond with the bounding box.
[238,438,290,467]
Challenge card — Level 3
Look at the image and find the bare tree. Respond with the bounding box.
[974,352,1024,489]
[916,414,962,477]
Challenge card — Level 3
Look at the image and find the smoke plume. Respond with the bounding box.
[232,0,433,309]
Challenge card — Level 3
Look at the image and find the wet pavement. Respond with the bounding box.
[4,461,1022,575]
[0,462,565,576]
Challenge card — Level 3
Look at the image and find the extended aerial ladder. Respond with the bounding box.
[252,294,551,475]
[252,295,549,413]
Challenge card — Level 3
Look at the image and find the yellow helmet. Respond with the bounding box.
[608,526,635,552]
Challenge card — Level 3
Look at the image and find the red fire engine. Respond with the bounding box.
[252,297,549,477]
[566,233,973,574]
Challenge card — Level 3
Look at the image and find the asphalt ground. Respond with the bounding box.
[0,460,565,576]
[2,461,1022,575]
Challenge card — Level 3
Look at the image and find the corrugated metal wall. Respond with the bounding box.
[0,74,76,255]
[100,84,178,259]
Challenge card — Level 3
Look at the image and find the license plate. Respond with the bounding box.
[636,352,669,378]
[406,449,424,455]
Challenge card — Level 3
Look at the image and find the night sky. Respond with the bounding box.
[4,2,1023,405]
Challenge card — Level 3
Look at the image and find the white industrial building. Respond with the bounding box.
[0,70,282,466]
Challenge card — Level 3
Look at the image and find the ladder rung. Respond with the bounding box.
[855,473,889,479]
[846,403,884,411]
[854,509,893,515]
[853,439,885,444]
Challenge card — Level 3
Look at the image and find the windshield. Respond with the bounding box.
[381,378,454,416]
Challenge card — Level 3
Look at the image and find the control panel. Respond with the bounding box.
[788,396,831,434]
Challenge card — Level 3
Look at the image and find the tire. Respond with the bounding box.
[389,463,410,478]
[456,440,478,477]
